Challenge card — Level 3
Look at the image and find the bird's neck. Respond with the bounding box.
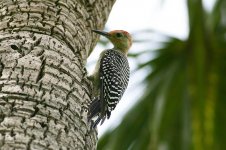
[113,47,128,56]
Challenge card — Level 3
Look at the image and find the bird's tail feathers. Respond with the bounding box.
[88,97,101,122]
[90,113,106,129]
[88,97,108,128]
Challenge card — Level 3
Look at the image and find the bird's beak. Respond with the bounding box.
[92,29,110,37]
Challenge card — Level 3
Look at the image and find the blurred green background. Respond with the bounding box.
[95,0,226,149]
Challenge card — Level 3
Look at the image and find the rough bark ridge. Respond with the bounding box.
[0,0,115,149]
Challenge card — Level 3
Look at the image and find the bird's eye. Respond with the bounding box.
[116,33,123,38]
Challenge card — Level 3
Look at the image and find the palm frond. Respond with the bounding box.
[97,0,226,149]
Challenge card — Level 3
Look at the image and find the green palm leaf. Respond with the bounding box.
[98,0,226,150]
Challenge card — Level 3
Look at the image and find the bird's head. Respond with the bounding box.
[92,29,132,54]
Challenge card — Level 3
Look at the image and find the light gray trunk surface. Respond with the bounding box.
[0,0,115,149]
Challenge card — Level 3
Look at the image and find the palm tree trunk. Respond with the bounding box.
[0,0,115,149]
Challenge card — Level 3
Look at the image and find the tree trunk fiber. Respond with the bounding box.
[0,0,115,149]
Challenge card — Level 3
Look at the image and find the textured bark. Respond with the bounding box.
[0,0,115,149]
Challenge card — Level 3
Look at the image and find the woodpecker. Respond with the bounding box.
[88,29,132,128]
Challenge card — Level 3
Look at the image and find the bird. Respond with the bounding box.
[88,29,132,128]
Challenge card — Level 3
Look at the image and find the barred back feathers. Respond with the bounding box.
[88,49,130,128]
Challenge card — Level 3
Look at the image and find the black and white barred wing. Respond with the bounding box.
[100,50,130,119]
